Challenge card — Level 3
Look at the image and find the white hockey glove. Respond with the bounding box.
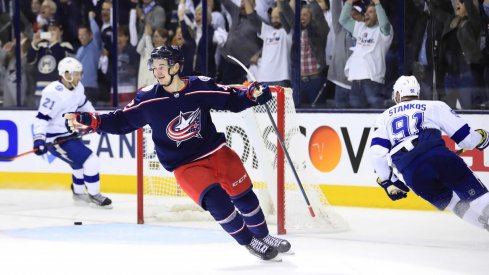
[475,129,489,150]
[377,177,410,201]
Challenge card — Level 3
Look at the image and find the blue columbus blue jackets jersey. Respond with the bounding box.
[98,76,259,171]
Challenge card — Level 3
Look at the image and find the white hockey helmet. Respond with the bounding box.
[392,75,420,104]
[58,57,83,79]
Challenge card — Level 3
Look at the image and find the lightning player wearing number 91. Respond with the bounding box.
[370,75,489,231]
[64,45,291,261]
[33,57,112,208]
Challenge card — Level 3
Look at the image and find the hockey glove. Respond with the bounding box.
[63,112,100,134]
[256,84,272,104]
[33,136,48,155]
[377,177,410,201]
[246,82,272,105]
[475,129,489,150]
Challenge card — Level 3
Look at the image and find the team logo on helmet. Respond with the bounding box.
[166,108,202,146]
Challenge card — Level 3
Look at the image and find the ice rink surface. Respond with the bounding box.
[0,189,488,275]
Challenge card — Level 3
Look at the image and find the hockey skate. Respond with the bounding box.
[71,184,90,205]
[260,235,292,253]
[245,236,280,261]
[88,193,113,209]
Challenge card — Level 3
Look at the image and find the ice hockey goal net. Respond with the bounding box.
[136,86,348,234]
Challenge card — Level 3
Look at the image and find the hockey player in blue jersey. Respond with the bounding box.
[33,57,112,208]
[370,75,489,231]
[64,45,291,260]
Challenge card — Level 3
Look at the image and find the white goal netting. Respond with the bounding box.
[138,86,348,233]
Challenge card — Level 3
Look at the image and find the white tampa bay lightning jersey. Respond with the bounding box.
[370,100,483,181]
[33,80,95,142]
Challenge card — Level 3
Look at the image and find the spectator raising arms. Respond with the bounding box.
[279,0,329,107]
[76,11,102,106]
[115,25,140,106]
[327,0,362,109]
[175,4,196,77]
[340,0,393,109]
[427,0,484,109]
[137,24,169,88]
[253,5,292,88]
[219,0,262,85]
[0,36,29,107]
[180,2,217,77]
[136,0,166,40]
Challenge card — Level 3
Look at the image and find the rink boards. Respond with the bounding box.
[1,110,488,210]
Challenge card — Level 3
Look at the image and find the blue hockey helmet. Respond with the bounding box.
[147,45,184,71]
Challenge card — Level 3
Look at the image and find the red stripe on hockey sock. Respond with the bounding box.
[229,221,246,235]
[246,220,266,228]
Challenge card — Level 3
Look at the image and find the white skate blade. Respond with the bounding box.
[73,200,89,206]
[89,202,113,209]
[281,250,295,255]
[265,255,282,262]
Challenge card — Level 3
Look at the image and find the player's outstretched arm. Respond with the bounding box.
[63,112,100,134]
[376,176,410,201]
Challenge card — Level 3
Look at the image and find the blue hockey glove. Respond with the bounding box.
[246,82,272,104]
[377,177,410,201]
[63,112,100,134]
[256,84,272,104]
[475,129,489,150]
[33,137,48,155]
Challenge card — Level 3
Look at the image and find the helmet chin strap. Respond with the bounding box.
[62,72,76,89]
[392,91,399,104]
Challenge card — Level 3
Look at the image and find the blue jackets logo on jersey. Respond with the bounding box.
[166,108,203,146]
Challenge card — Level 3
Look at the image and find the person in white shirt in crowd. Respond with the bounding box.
[251,5,292,88]
[340,0,393,108]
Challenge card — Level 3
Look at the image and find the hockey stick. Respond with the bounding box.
[0,132,92,161]
[226,55,316,217]
[456,149,466,155]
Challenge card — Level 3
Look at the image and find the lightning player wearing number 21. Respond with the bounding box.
[64,45,291,261]
[370,75,489,231]
[33,57,112,208]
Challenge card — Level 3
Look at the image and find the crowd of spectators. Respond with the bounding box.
[0,0,488,110]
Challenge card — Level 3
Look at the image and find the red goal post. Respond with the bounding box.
[136,86,348,234]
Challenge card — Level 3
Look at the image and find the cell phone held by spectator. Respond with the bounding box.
[40,32,51,41]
